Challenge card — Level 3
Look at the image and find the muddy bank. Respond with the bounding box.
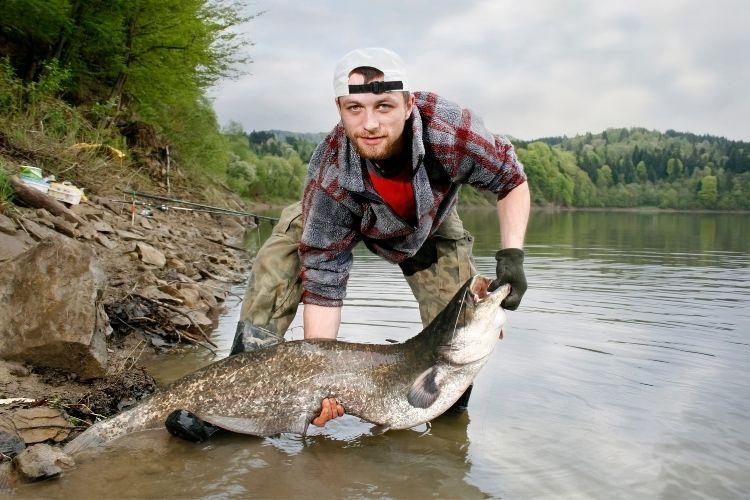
[0,189,255,480]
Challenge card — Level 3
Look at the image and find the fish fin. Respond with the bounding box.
[407,366,441,409]
[198,414,308,437]
[369,424,390,435]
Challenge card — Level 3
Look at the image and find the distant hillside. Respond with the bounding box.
[222,126,750,210]
[512,127,749,209]
[262,130,328,145]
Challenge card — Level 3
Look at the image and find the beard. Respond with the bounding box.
[351,133,402,160]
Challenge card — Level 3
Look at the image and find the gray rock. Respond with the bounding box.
[5,362,29,377]
[0,214,17,235]
[136,242,166,267]
[77,223,97,241]
[137,216,152,229]
[51,218,80,238]
[0,238,109,379]
[13,443,74,482]
[115,229,146,241]
[171,308,213,335]
[136,285,183,305]
[33,218,55,229]
[0,232,29,262]
[0,407,73,444]
[22,219,62,242]
[95,233,118,250]
[0,431,25,458]
[92,220,114,233]
[166,257,187,272]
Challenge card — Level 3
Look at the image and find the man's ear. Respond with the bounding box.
[405,93,415,119]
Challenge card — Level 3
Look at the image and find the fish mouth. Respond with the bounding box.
[470,275,511,303]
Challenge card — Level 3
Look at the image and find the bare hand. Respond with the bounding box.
[311,397,344,427]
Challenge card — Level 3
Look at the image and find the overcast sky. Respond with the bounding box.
[209,0,750,141]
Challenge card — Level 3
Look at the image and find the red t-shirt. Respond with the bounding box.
[367,163,416,224]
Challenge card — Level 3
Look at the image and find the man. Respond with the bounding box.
[165,47,529,441]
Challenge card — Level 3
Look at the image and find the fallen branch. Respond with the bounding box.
[137,295,218,348]
[9,175,86,225]
[197,267,243,283]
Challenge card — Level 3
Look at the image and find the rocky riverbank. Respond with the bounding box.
[0,188,253,482]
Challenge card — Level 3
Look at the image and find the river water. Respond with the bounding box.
[19,209,750,499]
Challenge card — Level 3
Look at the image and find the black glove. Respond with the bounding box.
[488,248,527,310]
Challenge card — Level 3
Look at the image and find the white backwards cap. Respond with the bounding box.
[333,47,410,97]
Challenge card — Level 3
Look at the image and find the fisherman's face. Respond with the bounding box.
[337,74,415,160]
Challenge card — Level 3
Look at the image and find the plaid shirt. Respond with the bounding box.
[300,91,527,307]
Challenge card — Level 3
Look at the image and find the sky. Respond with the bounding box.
[209,0,750,141]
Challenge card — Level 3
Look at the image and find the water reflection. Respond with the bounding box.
[22,412,483,498]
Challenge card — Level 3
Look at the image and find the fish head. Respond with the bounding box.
[434,275,511,365]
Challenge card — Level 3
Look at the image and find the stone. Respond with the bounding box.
[0,238,109,379]
[163,284,201,307]
[197,285,219,308]
[0,407,73,444]
[95,233,118,250]
[219,217,246,234]
[0,213,17,235]
[135,242,166,267]
[0,232,29,262]
[101,201,122,215]
[115,229,146,241]
[0,431,25,458]
[203,230,224,243]
[137,216,153,229]
[166,257,186,272]
[136,285,183,305]
[35,209,53,220]
[83,213,102,222]
[92,220,114,233]
[51,218,80,238]
[13,443,74,481]
[5,362,30,377]
[170,308,213,335]
[34,218,55,229]
[135,270,157,286]
[22,219,62,242]
[151,226,171,239]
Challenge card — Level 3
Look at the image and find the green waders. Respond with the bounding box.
[231,201,477,354]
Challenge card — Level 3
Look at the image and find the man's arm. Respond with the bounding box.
[497,181,530,249]
[492,181,530,309]
[303,304,341,339]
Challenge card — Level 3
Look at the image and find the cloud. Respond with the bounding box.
[211,0,750,140]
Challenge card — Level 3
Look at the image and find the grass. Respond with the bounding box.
[0,164,12,212]
[0,58,254,210]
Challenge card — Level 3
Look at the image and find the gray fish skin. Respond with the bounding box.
[64,275,509,454]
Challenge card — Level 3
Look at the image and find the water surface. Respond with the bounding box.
[19,209,750,499]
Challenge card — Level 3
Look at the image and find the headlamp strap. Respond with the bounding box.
[348,81,404,94]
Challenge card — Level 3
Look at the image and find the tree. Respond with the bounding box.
[635,160,648,182]
[698,175,718,208]
[596,165,613,188]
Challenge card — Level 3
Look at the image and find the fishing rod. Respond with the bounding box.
[109,199,254,218]
[121,190,279,223]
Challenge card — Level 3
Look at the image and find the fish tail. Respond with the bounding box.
[63,401,158,455]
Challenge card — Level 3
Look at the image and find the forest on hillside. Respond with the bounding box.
[0,0,253,180]
[224,127,750,210]
[518,128,750,209]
